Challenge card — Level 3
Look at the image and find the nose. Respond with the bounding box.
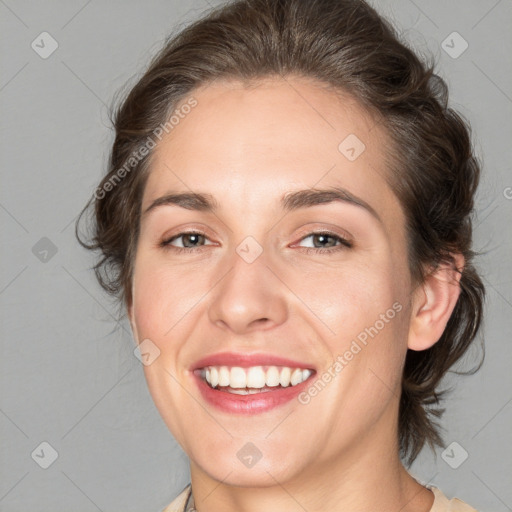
[207,246,288,335]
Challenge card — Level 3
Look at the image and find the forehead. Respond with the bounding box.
[143,76,404,231]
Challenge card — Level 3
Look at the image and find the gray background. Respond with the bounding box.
[1,1,511,511]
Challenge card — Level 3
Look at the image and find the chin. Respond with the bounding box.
[191,443,299,488]
[204,462,294,488]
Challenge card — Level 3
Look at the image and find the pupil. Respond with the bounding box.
[315,234,333,247]
[185,234,202,247]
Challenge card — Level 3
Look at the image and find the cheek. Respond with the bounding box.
[291,257,400,335]
[131,256,204,343]
[131,268,166,342]
[292,255,408,389]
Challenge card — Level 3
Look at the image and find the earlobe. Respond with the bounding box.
[408,254,464,351]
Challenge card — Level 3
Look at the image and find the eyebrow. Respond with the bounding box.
[143,186,382,223]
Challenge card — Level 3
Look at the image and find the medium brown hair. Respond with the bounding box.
[77,0,485,465]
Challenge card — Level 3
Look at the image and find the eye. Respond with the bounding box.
[294,231,353,254]
[160,230,353,255]
[160,231,214,253]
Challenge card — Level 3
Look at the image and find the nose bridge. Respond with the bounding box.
[207,235,288,333]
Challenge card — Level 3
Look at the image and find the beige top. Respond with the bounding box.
[162,483,478,512]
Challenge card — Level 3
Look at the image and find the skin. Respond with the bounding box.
[128,76,463,512]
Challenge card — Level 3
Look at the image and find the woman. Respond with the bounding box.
[78,0,484,510]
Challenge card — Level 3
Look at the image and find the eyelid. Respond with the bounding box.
[161,229,216,248]
[159,223,215,242]
[290,231,353,251]
[291,224,354,246]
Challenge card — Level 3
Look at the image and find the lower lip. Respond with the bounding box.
[192,372,314,414]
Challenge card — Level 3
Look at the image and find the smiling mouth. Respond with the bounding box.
[195,365,315,395]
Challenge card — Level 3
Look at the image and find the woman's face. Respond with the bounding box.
[129,76,416,486]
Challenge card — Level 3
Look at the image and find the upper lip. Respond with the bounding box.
[191,352,315,371]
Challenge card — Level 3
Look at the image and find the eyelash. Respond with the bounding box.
[160,230,353,255]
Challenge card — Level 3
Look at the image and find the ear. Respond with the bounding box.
[408,253,464,351]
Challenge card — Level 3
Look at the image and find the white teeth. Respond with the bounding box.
[265,366,281,387]
[246,366,266,388]
[210,367,219,387]
[228,388,271,395]
[230,367,247,388]
[218,366,230,387]
[302,369,312,381]
[279,367,291,387]
[200,364,313,391]
[290,368,303,386]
